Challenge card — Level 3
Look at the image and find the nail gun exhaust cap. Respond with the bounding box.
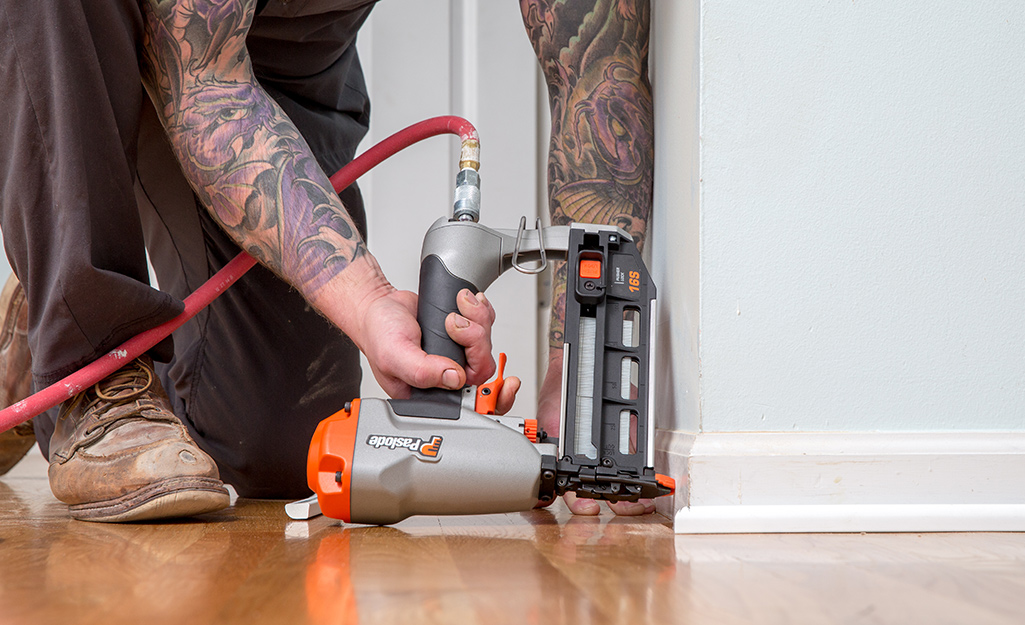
[307,399,362,522]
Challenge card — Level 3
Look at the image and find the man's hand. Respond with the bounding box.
[311,252,519,399]
[355,284,516,401]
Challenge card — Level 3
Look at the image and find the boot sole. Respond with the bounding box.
[68,476,230,523]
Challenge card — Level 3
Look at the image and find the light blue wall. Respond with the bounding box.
[655,0,1025,433]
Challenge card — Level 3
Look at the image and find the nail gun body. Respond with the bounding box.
[308,216,673,525]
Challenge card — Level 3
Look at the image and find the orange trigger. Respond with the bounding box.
[475,352,506,415]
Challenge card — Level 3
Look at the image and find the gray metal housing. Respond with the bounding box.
[419,218,631,291]
[348,398,544,525]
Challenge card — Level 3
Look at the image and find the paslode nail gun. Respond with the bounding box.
[305,169,674,525]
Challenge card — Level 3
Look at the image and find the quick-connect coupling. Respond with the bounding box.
[451,167,481,222]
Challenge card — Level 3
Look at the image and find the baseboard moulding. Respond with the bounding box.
[675,503,1025,533]
[654,430,1025,534]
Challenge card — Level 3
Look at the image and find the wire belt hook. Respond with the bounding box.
[512,216,547,275]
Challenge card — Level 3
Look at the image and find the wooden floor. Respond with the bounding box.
[2,449,1024,625]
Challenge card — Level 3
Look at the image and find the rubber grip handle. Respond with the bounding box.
[410,254,478,403]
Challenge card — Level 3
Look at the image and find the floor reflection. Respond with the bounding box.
[1,474,680,625]
[301,509,677,625]
[43,519,232,622]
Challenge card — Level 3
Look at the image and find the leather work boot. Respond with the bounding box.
[0,274,35,476]
[48,356,229,522]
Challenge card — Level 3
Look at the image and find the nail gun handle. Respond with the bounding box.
[412,254,478,399]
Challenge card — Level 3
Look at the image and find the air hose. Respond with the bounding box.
[0,116,479,433]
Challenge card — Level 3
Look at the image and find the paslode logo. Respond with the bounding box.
[366,434,443,458]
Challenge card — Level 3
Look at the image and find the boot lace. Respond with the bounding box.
[58,359,165,437]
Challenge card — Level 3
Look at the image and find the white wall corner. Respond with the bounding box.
[672,431,1025,533]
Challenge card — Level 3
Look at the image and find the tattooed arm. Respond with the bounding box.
[521,0,654,514]
[139,0,365,300]
[137,0,505,399]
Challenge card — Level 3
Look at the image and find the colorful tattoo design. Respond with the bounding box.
[521,0,654,353]
[139,0,365,294]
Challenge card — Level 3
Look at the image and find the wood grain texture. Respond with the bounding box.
[2,448,1025,625]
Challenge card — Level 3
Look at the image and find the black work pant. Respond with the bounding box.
[0,0,375,498]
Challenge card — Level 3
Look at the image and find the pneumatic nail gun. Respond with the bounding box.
[302,168,674,525]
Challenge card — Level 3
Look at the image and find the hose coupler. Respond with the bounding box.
[451,167,481,222]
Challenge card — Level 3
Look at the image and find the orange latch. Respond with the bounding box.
[579,259,602,280]
[474,352,506,415]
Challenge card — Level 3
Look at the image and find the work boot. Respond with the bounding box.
[48,356,229,522]
[0,274,35,476]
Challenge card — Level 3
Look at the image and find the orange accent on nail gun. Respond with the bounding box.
[656,473,676,493]
[307,398,361,523]
[474,352,507,415]
[579,259,602,280]
[522,419,538,443]
[418,435,443,458]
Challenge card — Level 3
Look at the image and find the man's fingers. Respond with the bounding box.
[495,376,521,416]
[564,491,600,516]
[445,312,494,385]
[608,498,656,516]
[453,290,498,385]
[418,355,465,390]
[457,289,495,326]
[377,339,466,392]
[372,288,498,391]
[563,491,656,516]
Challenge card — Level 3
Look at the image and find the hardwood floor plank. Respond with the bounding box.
[673,534,1025,625]
[3,453,1025,625]
[532,515,681,624]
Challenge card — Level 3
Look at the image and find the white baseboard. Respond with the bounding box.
[654,430,1025,533]
[675,504,1025,533]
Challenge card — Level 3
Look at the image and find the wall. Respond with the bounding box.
[652,0,1025,530]
[702,1,1025,433]
[654,0,1025,435]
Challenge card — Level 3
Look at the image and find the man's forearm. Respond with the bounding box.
[521,0,653,355]
[133,1,505,397]
[138,0,371,301]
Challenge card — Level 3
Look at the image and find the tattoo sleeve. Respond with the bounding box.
[520,0,654,355]
[138,0,366,296]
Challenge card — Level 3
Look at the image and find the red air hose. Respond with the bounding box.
[0,116,478,433]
